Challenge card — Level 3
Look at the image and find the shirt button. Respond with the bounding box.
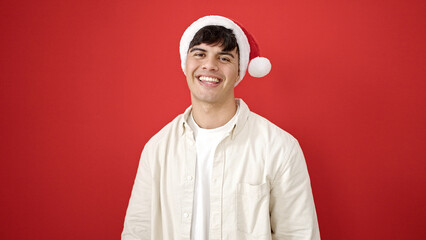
[183,212,189,218]
[187,176,193,181]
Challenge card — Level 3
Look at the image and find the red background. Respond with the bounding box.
[1,0,425,239]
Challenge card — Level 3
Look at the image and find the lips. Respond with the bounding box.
[196,75,222,86]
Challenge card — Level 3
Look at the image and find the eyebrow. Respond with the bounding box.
[189,47,206,53]
[219,52,235,58]
[189,48,235,58]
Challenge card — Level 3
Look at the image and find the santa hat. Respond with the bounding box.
[180,15,271,86]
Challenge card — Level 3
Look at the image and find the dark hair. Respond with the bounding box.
[188,25,239,53]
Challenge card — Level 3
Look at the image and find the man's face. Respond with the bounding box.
[185,43,239,106]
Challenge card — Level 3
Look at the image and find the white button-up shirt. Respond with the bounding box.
[122,99,320,240]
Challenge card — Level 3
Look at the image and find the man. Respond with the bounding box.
[122,15,320,240]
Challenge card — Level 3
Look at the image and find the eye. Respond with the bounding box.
[193,52,205,58]
[219,56,231,62]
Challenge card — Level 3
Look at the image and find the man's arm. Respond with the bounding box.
[270,140,320,240]
[122,147,153,240]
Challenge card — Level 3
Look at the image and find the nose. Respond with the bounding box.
[202,56,219,71]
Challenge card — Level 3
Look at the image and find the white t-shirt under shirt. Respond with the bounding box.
[188,105,240,240]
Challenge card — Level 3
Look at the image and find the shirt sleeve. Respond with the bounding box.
[122,145,153,240]
[269,140,321,240]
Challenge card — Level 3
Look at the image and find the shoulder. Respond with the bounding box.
[143,113,185,151]
[237,99,298,146]
[246,111,298,146]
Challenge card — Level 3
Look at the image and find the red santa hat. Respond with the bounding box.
[180,15,271,86]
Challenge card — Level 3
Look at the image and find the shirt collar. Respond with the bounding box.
[180,105,193,136]
[179,98,250,139]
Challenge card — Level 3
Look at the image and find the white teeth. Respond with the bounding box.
[199,76,220,82]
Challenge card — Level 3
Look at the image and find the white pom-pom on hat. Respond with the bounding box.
[180,15,271,86]
[248,57,272,78]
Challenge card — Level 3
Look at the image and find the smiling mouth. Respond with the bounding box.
[197,76,221,85]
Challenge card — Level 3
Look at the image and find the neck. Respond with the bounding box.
[191,98,237,129]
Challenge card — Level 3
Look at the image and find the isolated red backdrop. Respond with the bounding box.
[1,0,425,239]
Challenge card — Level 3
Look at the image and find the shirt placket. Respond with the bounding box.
[209,136,228,240]
[181,132,197,240]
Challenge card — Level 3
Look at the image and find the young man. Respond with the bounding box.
[122,15,320,240]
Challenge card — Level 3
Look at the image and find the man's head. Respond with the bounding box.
[180,16,272,107]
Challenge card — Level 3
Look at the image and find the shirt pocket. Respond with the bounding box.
[236,182,271,238]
